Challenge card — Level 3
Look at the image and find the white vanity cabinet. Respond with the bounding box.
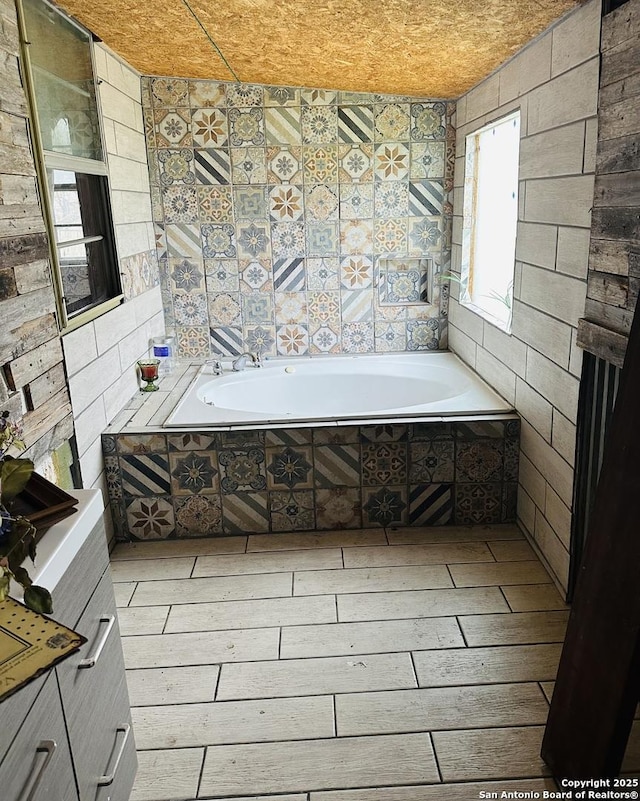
[0,490,137,801]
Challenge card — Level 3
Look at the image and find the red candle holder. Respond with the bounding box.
[137,359,160,392]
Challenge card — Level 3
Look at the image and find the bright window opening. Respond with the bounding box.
[461,111,520,332]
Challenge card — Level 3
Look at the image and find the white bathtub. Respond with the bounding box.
[165,352,512,428]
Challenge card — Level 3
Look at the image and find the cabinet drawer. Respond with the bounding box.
[52,517,109,629]
[0,672,78,801]
[57,572,135,801]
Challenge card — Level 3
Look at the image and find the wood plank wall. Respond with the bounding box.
[0,0,73,463]
[577,0,640,368]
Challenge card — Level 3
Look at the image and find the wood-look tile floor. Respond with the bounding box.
[111,524,572,801]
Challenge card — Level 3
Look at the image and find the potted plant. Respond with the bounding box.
[0,411,53,614]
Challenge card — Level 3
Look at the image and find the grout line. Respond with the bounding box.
[128,677,558,709]
[456,616,469,647]
[340,547,345,568]
[189,556,197,579]
[409,650,420,688]
[429,731,444,784]
[212,663,222,701]
[334,593,340,623]
[277,626,282,660]
[332,694,337,737]
[445,563,456,588]
[195,743,207,800]
[499,584,515,611]
[160,606,170,635]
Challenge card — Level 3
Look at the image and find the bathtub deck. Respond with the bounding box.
[111,522,608,800]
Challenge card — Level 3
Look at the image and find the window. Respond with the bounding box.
[20,0,121,325]
[460,111,520,331]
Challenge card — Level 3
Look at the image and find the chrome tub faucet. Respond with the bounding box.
[232,352,262,371]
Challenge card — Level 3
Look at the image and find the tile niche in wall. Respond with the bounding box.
[142,77,455,359]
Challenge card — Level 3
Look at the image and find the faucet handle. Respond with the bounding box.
[205,357,223,375]
[253,352,263,368]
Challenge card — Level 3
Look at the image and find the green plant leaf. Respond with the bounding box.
[0,459,34,503]
[24,585,53,615]
[12,565,32,588]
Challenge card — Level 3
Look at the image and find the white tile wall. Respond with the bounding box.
[449,0,601,591]
[62,45,164,511]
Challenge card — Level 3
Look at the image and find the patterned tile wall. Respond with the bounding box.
[141,77,455,359]
[104,419,519,541]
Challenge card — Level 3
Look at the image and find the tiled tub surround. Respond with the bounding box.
[103,415,519,542]
[143,77,455,359]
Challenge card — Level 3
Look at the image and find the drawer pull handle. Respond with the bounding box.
[98,724,131,786]
[79,615,115,668]
[21,740,57,801]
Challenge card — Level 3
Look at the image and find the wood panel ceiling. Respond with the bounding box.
[57,0,586,98]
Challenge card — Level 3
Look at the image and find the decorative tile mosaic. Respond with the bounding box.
[339,183,373,219]
[210,326,243,355]
[188,81,226,108]
[176,325,210,357]
[208,292,242,327]
[175,494,223,536]
[192,108,228,147]
[374,103,410,142]
[409,483,453,525]
[276,324,309,355]
[273,258,305,291]
[339,144,374,182]
[173,291,209,326]
[154,108,192,147]
[270,185,304,221]
[237,221,271,259]
[162,186,199,223]
[157,149,195,186]
[305,184,338,221]
[226,84,264,108]
[410,142,445,179]
[271,221,306,258]
[310,324,339,353]
[228,108,265,146]
[265,107,302,145]
[106,417,519,541]
[267,446,313,489]
[410,102,446,141]
[265,86,300,107]
[316,487,362,529]
[231,147,268,184]
[303,145,339,183]
[342,321,374,353]
[307,257,340,290]
[143,80,453,359]
[194,148,230,185]
[126,496,175,539]
[222,492,269,533]
[267,146,303,184]
[375,143,410,181]
[218,447,267,493]
[363,486,408,526]
[205,258,239,292]
[170,258,204,292]
[270,490,315,531]
[202,224,236,258]
[244,325,276,356]
[240,259,272,291]
[337,105,374,143]
[198,186,233,223]
[307,221,339,256]
[151,78,189,107]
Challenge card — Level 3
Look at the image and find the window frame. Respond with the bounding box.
[460,109,521,334]
[16,0,123,331]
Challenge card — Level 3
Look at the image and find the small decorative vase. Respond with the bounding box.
[137,359,160,392]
